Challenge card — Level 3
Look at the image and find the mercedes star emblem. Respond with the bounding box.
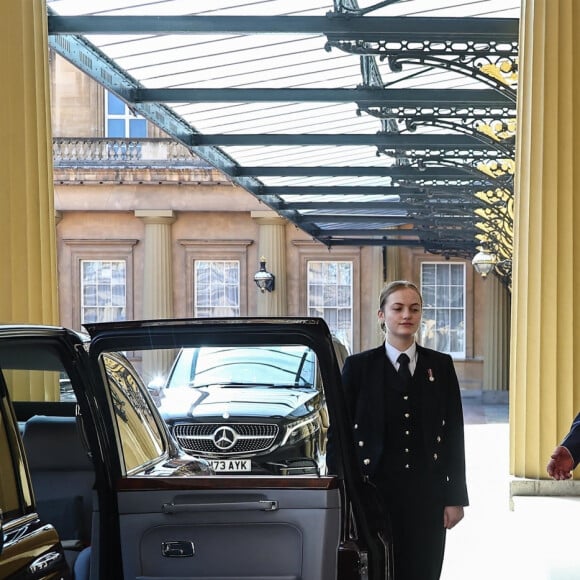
[213,426,237,450]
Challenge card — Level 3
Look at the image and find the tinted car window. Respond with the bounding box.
[0,400,20,517]
[101,353,166,474]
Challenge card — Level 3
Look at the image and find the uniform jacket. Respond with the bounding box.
[341,343,469,507]
[561,413,580,466]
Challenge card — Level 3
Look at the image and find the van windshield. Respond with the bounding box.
[166,346,316,389]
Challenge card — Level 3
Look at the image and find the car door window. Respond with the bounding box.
[101,353,165,474]
[0,398,21,518]
[102,343,329,477]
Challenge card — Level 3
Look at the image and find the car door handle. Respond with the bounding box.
[162,540,195,558]
[162,499,278,514]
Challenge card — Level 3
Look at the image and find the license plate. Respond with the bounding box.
[209,459,251,472]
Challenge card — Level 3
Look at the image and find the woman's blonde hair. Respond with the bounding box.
[378,280,422,332]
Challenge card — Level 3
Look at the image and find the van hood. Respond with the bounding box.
[158,384,318,421]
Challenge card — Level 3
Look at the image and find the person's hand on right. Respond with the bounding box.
[547,446,574,480]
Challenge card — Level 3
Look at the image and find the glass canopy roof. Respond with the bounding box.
[46,0,521,260]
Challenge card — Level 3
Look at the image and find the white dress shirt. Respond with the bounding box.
[385,341,417,376]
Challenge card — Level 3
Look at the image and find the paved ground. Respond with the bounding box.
[441,396,580,580]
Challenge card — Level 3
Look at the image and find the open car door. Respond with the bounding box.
[0,326,88,580]
[84,317,391,580]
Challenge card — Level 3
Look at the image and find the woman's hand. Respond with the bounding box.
[443,505,464,529]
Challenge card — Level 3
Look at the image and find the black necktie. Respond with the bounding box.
[397,353,412,385]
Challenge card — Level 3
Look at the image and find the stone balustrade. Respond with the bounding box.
[53,137,203,166]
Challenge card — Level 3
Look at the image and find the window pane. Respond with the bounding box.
[111,284,125,307]
[225,262,239,283]
[107,92,125,115]
[309,285,323,308]
[325,262,338,284]
[83,285,97,307]
[83,308,98,323]
[420,263,465,357]
[99,262,112,282]
[450,285,464,308]
[81,260,127,324]
[438,265,450,285]
[226,285,239,305]
[83,261,97,283]
[436,287,450,307]
[210,263,225,284]
[211,285,225,305]
[309,262,323,283]
[422,285,436,309]
[107,119,125,138]
[129,118,147,138]
[337,285,351,307]
[422,264,436,285]
[106,90,146,138]
[323,285,337,307]
[307,261,353,352]
[98,284,110,306]
[196,263,210,284]
[196,284,210,305]
[450,265,464,285]
[338,262,352,285]
[194,260,240,317]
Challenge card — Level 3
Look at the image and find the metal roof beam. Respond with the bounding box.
[264,185,420,196]
[279,201,481,210]
[323,238,425,246]
[235,165,494,181]
[317,238,477,248]
[314,228,475,237]
[47,15,519,41]
[189,133,503,149]
[297,215,475,225]
[132,88,513,107]
[263,185,485,195]
[323,238,429,246]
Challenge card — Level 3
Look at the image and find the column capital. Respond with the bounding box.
[251,210,287,226]
[135,209,176,225]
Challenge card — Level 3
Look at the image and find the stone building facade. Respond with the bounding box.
[50,52,500,393]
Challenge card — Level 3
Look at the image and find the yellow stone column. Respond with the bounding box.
[251,211,288,317]
[510,0,580,478]
[482,275,510,402]
[0,0,58,326]
[135,210,176,384]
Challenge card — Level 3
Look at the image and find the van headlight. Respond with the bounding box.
[281,415,319,447]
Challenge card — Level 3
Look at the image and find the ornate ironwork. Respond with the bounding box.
[328,41,518,95]
[359,108,516,148]
[377,143,513,163]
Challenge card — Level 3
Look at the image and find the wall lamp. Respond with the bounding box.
[254,257,275,293]
[472,248,512,278]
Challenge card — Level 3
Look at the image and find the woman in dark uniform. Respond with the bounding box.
[341,280,469,580]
